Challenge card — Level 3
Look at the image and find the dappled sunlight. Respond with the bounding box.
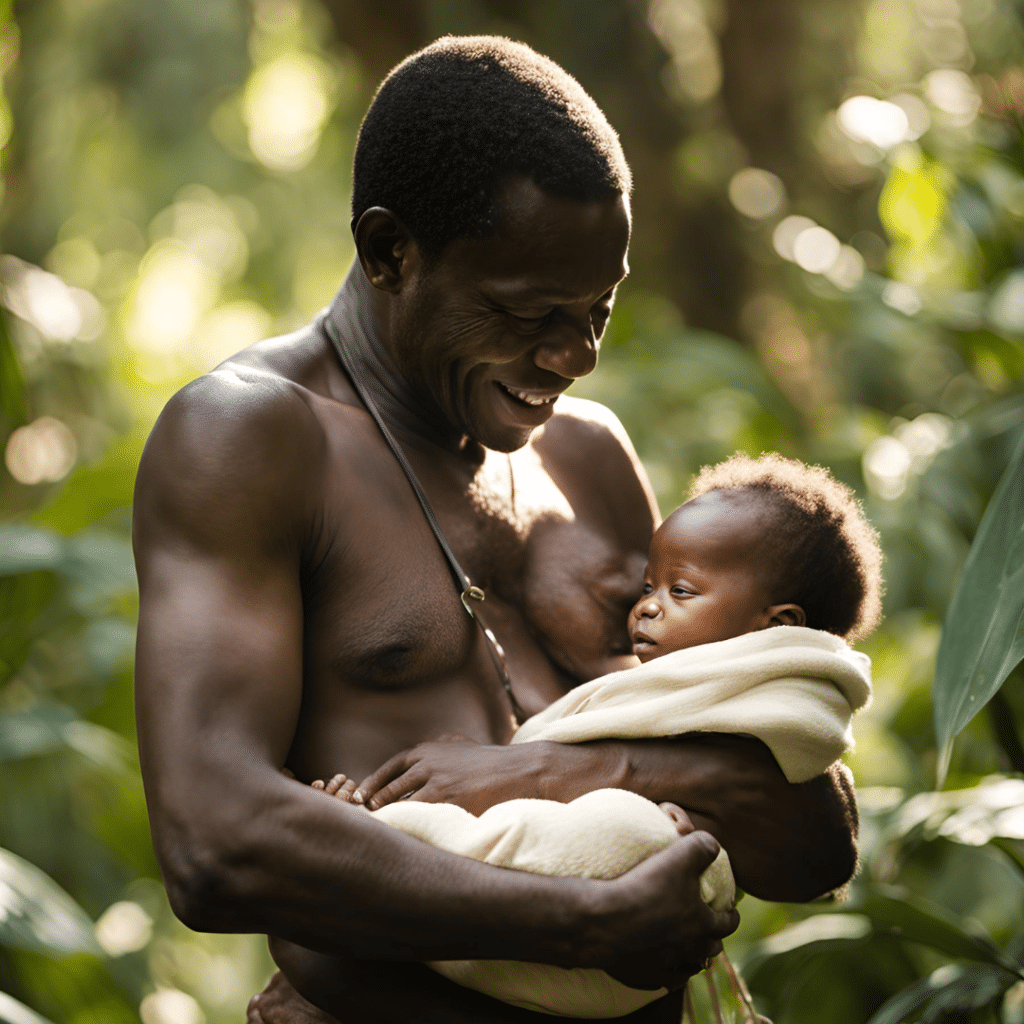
[0,254,103,344]
[126,242,218,356]
[647,0,721,103]
[3,1,1024,1022]
[193,300,272,369]
[244,52,333,171]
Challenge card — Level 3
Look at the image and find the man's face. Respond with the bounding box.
[628,491,777,662]
[390,176,631,452]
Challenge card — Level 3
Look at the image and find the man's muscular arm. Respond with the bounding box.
[132,370,733,984]
[353,734,856,902]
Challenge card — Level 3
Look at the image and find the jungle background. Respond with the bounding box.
[1,0,1023,1021]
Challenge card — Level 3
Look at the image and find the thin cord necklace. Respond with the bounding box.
[320,305,528,727]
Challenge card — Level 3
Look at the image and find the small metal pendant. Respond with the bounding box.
[461,585,486,614]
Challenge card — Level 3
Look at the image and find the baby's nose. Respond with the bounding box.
[637,598,661,619]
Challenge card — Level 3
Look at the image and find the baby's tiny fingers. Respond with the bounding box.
[338,778,359,802]
[311,779,326,790]
[324,774,348,796]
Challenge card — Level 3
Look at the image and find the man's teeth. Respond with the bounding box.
[503,385,556,407]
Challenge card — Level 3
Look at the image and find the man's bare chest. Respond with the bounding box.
[300,421,639,705]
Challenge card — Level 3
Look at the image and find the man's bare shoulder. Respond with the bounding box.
[539,395,636,454]
[534,396,659,537]
[134,331,337,557]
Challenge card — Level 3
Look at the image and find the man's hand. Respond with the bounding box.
[351,737,554,813]
[596,831,739,991]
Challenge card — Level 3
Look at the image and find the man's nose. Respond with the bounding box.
[532,321,598,379]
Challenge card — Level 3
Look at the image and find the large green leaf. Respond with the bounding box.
[0,305,28,430]
[0,524,135,619]
[0,700,133,773]
[934,434,1024,786]
[0,527,65,578]
[0,702,78,762]
[0,848,100,957]
[858,887,1018,975]
[0,992,57,1024]
[866,962,1015,1024]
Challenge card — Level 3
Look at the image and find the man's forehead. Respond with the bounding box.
[437,178,631,298]
[490,175,631,236]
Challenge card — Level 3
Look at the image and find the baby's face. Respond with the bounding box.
[628,491,777,662]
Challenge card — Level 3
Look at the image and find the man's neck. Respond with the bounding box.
[326,264,477,458]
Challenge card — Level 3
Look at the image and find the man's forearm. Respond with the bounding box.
[162,770,604,965]
[533,734,858,902]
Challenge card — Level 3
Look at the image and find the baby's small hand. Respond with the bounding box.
[311,773,361,802]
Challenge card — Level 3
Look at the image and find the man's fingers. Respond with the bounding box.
[675,829,723,873]
[365,771,424,810]
[355,755,410,805]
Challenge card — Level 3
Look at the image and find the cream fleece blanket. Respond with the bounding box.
[371,626,872,1018]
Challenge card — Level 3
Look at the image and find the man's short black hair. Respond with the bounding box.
[351,35,631,263]
[688,453,884,642]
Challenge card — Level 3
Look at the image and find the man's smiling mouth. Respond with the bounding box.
[497,382,560,407]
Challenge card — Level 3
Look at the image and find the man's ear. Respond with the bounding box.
[353,207,419,294]
[764,603,807,628]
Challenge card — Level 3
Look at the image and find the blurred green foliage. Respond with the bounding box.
[1,1,1023,1021]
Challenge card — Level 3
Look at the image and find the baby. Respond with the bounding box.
[311,453,882,1017]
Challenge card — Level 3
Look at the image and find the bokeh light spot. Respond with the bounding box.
[863,435,912,500]
[792,226,842,273]
[728,167,786,219]
[824,246,866,289]
[5,417,77,485]
[882,281,923,315]
[140,989,205,1024]
[95,901,153,956]
[244,54,332,171]
[126,242,218,354]
[924,68,981,125]
[772,215,816,261]
[193,301,272,369]
[838,95,911,149]
[0,254,84,342]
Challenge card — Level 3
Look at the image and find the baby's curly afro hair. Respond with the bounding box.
[687,453,883,642]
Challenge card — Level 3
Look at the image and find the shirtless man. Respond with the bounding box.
[132,37,857,1023]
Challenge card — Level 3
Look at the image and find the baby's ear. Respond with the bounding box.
[766,603,806,628]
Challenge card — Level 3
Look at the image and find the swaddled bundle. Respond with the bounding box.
[371,626,872,1018]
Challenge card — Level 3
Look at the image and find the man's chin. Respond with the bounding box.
[461,411,538,453]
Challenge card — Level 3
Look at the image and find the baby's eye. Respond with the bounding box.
[670,585,693,598]
[641,582,653,595]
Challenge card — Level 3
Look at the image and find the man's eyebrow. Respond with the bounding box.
[485,279,626,303]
